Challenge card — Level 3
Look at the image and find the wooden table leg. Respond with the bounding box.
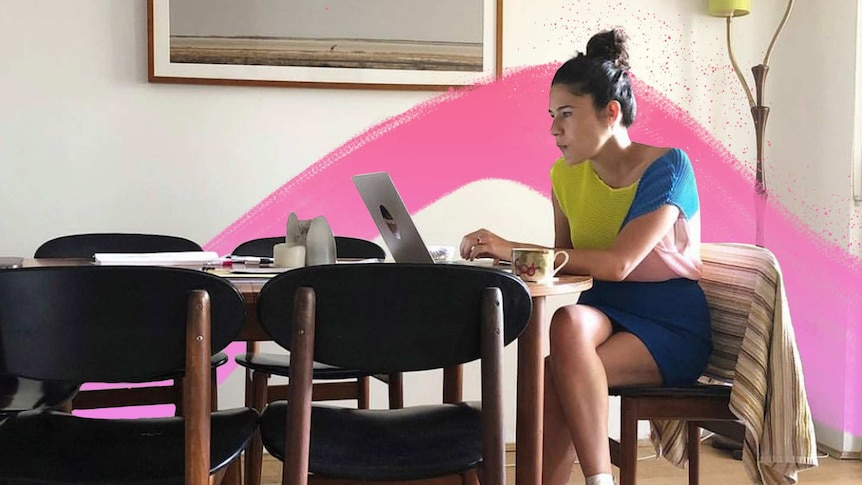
[516,296,545,485]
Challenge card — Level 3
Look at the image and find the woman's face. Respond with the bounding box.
[548,84,611,165]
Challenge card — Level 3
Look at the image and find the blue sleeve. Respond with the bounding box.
[622,149,699,225]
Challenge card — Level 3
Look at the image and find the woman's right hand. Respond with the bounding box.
[460,229,513,262]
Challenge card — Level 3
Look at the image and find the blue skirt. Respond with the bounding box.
[578,278,712,385]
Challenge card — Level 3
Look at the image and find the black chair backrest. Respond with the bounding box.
[257,264,532,373]
[34,233,202,258]
[0,266,245,383]
[232,236,385,260]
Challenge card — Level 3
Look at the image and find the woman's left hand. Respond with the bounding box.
[459,229,512,262]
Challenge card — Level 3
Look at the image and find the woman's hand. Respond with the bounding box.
[460,229,513,262]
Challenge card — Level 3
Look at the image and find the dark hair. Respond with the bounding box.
[551,28,637,127]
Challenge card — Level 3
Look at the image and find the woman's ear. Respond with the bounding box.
[605,100,622,126]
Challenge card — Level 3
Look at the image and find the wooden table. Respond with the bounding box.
[20,259,591,483]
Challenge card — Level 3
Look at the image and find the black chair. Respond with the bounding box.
[0,266,257,484]
[34,232,228,414]
[232,236,404,485]
[0,374,78,417]
[34,233,202,258]
[256,263,532,484]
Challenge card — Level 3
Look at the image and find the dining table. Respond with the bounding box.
[19,258,592,484]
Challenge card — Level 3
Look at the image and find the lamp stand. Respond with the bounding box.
[751,65,769,247]
[724,0,794,247]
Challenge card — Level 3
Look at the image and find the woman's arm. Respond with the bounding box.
[557,205,679,281]
[553,195,574,250]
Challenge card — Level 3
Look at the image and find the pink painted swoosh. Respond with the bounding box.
[208,64,862,435]
[88,64,860,436]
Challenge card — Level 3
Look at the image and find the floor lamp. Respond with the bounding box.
[708,0,795,247]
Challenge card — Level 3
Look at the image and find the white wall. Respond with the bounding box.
[2,0,859,450]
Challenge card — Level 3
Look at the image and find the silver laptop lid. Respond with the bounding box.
[352,172,435,264]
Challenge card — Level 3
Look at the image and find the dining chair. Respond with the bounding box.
[34,232,228,414]
[232,236,404,485]
[255,263,532,485]
[0,265,258,484]
[0,374,79,417]
[608,243,817,485]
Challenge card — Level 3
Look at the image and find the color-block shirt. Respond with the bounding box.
[550,148,702,281]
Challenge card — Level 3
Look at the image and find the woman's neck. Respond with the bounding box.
[591,129,638,170]
[590,130,659,188]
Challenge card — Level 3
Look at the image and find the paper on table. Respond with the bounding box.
[229,266,293,274]
[93,251,220,266]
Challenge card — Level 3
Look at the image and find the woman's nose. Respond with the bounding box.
[550,118,561,136]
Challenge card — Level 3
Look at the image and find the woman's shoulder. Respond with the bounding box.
[641,147,692,178]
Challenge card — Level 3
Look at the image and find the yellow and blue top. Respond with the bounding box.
[549,148,703,281]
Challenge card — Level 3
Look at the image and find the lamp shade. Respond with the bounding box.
[708,0,751,17]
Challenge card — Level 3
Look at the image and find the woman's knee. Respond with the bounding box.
[549,305,610,352]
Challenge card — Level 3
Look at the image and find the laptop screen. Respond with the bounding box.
[352,172,436,264]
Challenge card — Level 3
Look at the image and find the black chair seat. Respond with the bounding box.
[235,352,374,380]
[0,375,79,415]
[609,383,732,399]
[260,402,482,481]
[0,408,258,484]
[149,352,229,381]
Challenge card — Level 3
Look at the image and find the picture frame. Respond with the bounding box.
[147,0,502,91]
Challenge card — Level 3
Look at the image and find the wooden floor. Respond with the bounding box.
[259,438,862,484]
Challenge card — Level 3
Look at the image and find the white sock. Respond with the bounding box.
[585,473,615,485]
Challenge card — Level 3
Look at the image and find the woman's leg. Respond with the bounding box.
[543,304,663,483]
[542,356,577,484]
[543,304,613,484]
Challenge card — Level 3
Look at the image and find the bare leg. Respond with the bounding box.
[543,305,613,483]
[543,304,663,483]
[542,356,577,484]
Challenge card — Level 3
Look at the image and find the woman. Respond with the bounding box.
[459,29,712,485]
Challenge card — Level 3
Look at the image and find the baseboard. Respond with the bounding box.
[814,421,862,459]
[505,443,516,467]
[817,441,862,460]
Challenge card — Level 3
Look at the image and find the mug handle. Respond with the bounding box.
[552,251,569,276]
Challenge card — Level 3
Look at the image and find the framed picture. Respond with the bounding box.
[147,0,502,91]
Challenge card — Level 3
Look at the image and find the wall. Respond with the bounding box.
[2,0,860,452]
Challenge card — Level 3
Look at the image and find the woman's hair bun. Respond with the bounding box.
[585,28,630,70]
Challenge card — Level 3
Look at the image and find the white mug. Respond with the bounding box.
[511,248,569,283]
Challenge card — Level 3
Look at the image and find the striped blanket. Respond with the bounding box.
[649,243,818,484]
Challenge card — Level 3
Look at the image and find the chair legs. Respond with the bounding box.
[387,372,404,409]
[687,423,701,485]
[615,402,706,485]
[220,457,243,485]
[357,376,370,409]
[618,398,639,485]
[245,370,270,485]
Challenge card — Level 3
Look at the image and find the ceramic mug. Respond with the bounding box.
[511,248,569,283]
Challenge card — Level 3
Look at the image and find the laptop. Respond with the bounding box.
[352,172,509,269]
[352,172,437,263]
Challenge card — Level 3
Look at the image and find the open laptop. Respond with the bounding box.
[352,172,437,263]
[352,172,509,268]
